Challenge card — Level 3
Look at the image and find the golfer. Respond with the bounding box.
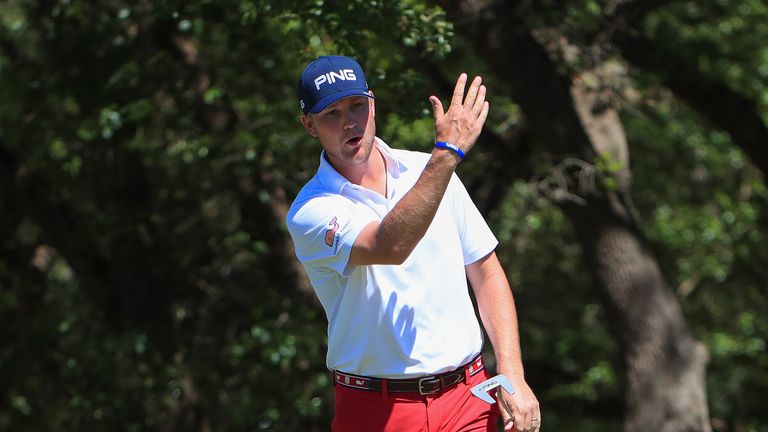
[286,55,540,431]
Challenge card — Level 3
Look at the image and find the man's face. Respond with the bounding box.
[301,95,376,170]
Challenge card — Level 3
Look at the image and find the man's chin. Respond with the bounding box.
[350,141,373,160]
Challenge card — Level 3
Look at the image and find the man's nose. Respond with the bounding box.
[343,111,357,129]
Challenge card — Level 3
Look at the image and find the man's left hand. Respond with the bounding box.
[498,375,540,432]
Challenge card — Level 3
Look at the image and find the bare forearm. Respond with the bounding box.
[468,254,526,376]
[374,150,459,262]
[477,276,525,376]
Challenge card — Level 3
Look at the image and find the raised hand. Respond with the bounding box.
[429,73,490,157]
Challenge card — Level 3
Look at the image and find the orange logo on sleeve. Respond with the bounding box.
[324,217,339,247]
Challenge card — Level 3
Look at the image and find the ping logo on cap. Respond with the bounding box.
[297,55,374,114]
[314,69,357,90]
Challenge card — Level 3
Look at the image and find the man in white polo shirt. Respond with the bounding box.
[286,55,540,432]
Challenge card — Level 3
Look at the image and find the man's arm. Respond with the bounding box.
[466,251,541,432]
[349,73,489,266]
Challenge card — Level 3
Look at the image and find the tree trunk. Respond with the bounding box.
[434,1,712,430]
[564,194,711,432]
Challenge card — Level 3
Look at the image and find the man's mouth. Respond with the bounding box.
[345,136,362,146]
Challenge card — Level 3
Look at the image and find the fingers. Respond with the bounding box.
[433,73,490,157]
[520,411,530,432]
[450,73,468,108]
[515,402,530,431]
[463,76,483,110]
[449,74,483,111]
[518,407,541,432]
[504,417,515,431]
[502,412,514,430]
[429,95,444,121]
[510,411,534,432]
[514,411,525,432]
[497,389,515,430]
[471,84,487,117]
[500,399,540,432]
[503,393,540,432]
[477,99,489,128]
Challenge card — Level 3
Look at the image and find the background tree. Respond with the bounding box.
[0,0,766,431]
[433,1,712,430]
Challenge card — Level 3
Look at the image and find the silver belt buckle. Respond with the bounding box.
[418,376,442,395]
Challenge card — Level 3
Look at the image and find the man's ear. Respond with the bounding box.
[368,91,375,117]
[300,114,319,138]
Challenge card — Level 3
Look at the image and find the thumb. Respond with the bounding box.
[497,389,516,430]
[429,96,444,121]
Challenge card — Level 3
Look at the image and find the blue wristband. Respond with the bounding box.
[434,141,465,159]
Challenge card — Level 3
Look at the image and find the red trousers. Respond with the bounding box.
[332,368,499,432]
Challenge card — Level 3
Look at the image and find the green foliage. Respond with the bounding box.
[626,77,768,432]
[1,0,766,431]
[493,181,622,430]
[645,0,768,113]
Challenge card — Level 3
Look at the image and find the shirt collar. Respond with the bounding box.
[316,137,407,194]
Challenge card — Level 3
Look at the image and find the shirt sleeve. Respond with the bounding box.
[448,173,499,265]
[286,195,377,276]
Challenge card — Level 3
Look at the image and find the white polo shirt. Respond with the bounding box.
[286,138,498,379]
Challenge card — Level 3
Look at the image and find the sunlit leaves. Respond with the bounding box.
[1,0,767,431]
[645,0,768,107]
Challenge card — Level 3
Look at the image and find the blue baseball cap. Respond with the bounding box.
[298,55,374,114]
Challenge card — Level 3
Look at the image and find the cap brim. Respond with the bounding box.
[308,89,375,114]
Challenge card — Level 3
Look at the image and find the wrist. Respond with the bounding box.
[431,146,462,166]
[434,141,465,159]
[497,360,526,378]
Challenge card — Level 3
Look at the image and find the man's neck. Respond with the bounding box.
[335,146,387,197]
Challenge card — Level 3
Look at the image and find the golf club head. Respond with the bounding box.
[470,374,514,404]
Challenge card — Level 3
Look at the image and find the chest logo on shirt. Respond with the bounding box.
[324,217,339,247]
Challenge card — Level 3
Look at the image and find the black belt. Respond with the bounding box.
[334,355,485,395]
